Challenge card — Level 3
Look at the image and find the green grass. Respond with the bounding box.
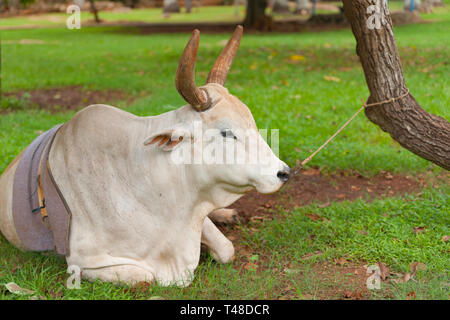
[0,2,449,300]
[1,186,448,300]
[1,1,449,29]
[1,20,449,174]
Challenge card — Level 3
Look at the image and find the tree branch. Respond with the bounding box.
[342,0,450,170]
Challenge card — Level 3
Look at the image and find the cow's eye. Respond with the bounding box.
[221,129,237,140]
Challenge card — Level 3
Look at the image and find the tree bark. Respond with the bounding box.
[88,0,101,23]
[342,0,450,170]
[186,0,192,13]
[244,0,273,30]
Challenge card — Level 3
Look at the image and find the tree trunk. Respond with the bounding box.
[244,0,273,30]
[186,0,192,13]
[272,0,290,13]
[88,0,101,23]
[163,0,180,13]
[8,0,20,13]
[342,0,450,170]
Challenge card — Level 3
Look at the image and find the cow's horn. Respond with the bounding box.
[176,29,210,111]
[206,25,243,86]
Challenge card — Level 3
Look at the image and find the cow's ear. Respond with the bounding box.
[143,129,187,151]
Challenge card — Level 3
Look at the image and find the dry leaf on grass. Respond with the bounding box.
[342,290,363,300]
[441,235,449,242]
[319,201,332,208]
[413,226,427,234]
[244,262,258,271]
[334,257,348,266]
[377,262,390,280]
[410,262,427,278]
[392,272,411,283]
[324,75,341,82]
[300,251,323,260]
[289,55,306,62]
[4,282,34,295]
[306,213,321,221]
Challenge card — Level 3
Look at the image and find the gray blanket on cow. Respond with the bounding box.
[12,124,71,256]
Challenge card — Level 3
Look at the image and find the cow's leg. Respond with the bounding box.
[201,217,234,263]
[81,265,155,285]
[208,208,238,225]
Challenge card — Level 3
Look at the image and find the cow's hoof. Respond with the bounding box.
[210,241,235,264]
[208,208,239,225]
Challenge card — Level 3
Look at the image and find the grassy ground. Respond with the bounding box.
[1,2,447,29]
[0,3,449,299]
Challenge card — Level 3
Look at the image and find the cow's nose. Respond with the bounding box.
[277,167,290,183]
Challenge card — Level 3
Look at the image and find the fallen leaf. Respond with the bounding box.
[4,282,34,295]
[290,54,306,61]
[406,291,416,300]
[377,262,390,281]
[319,201,332,208]
[343,290,353,298]
[410,262,427,277]
[301,251,322,260]
[441,235,449,242]
[250,216,265,223]
[306,213,321,221]
[335,257,348,266]
[263,202,273,209]
[324,75,341,83]
[244,262,258,271]
[413,226,427,234]
[392,272,411,283]
[336,194,346,199]
[385,173,394,180]
[148,296,164,300]
[351,185,361,191]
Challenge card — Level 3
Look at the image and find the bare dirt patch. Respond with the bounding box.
[3,86,134,113]
[230,168,436,224]
[213,169,446,299]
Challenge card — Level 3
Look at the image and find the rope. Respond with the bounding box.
[290,89,410,178]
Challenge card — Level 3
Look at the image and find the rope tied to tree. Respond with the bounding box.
[290,88,411,178]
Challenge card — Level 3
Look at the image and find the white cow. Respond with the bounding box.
[0,26,290,286]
